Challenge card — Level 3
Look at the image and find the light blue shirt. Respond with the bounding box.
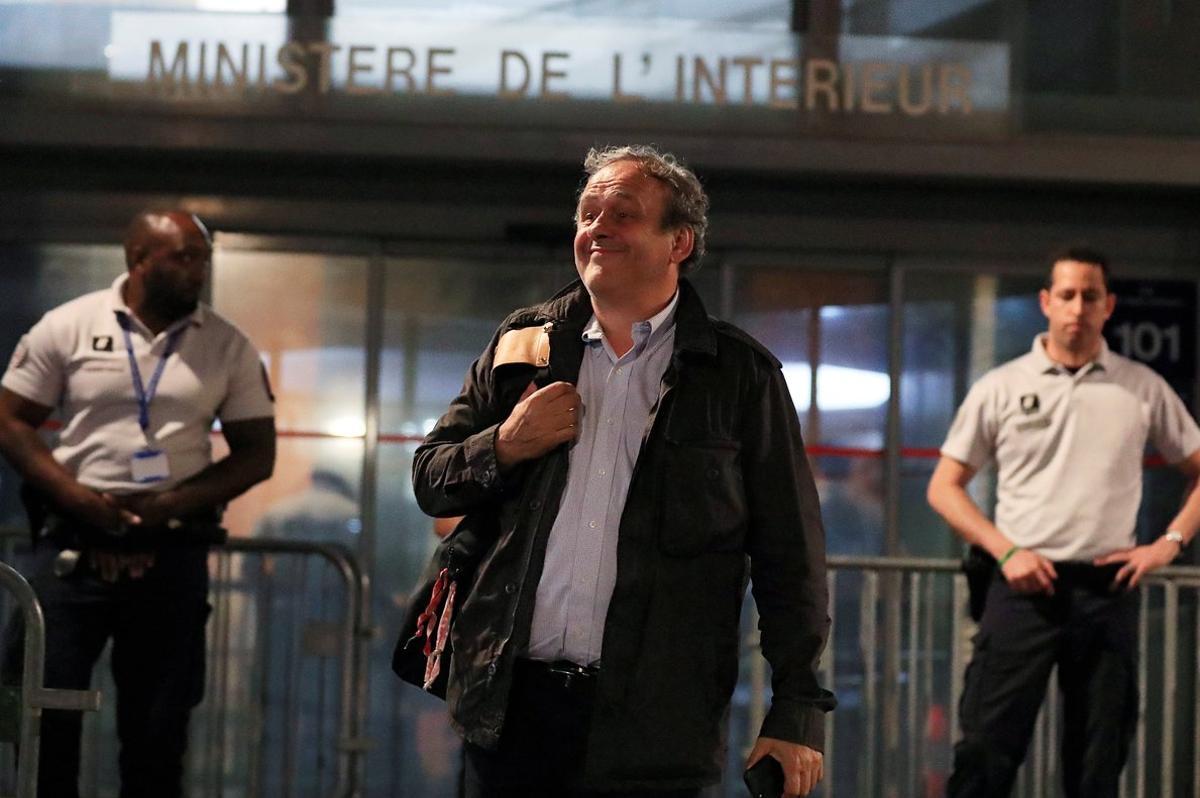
[526,291,679,665]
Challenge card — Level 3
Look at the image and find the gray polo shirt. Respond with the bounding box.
[941,335,1200,562]
[525,291,678,666]
[2,274,275,493]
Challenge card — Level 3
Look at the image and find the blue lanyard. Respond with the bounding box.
[117,314,185,433]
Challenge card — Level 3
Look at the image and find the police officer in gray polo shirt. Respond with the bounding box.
[0,211,275,798]
[928,246,1200,798]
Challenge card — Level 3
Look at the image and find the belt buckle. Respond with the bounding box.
[547,662,592,690]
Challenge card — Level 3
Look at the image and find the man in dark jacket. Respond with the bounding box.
[411,145,834,797]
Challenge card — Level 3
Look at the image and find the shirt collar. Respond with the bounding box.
[108,273,207,333]
[1030,333,1109,374]
[581,289,680,351]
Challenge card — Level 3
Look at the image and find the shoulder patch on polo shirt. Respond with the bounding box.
[92,335,114,352]
[8,337,28,371]
[494,326,550,369]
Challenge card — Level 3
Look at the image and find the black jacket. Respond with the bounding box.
[411,279,835,790]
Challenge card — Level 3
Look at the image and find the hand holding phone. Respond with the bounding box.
[743,755,785,798]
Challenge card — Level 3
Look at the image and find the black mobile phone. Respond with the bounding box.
[743,756,785,798]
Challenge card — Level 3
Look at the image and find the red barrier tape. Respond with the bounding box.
[37,421,1169,466]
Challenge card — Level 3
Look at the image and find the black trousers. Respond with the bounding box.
[463,659,701,798]
[1,544,210,798]
[948,564,1138,798]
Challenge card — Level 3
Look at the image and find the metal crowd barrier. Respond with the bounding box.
[10,528,1200,797]
[740,555,1200,798]
[200,538,372,798]
[0,531,370,798]
[0,560,102,798]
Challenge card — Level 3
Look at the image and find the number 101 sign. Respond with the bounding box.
[1106,280,1197,407]
[1111,321,1181,363]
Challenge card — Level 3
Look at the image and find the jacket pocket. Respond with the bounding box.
[659,437,746,556]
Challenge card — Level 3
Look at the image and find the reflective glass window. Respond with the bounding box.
[731,264,889,557]
[898,265,1044,557]
[211,248,368,541]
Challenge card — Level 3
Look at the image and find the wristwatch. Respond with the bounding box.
[1164,530,1186,548]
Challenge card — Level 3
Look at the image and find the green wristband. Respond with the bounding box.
[998,546,1020,567]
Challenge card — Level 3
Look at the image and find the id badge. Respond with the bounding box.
[131,449,170,484]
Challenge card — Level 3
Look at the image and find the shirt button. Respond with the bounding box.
[589,520,598,529]
[504,583,516,595]
[487,663,498,677]
[606,418,613,425]
[598,469,607,476]
[615,367,623,374]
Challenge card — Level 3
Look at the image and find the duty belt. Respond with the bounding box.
[41,511,227,552]
[44,512,227,577]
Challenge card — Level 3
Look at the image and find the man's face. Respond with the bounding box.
[573,159,691,304]
[138,215,211,321]
[1039,259,1115,354]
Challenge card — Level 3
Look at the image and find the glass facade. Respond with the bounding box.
[897,267,1053,557]
[731,263,890,560]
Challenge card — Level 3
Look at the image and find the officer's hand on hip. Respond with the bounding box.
[1095,538,1180,590]
[746,737,823,798]
[495,381,581,470]
[1001,549,1058,595]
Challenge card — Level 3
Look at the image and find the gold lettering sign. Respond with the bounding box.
[143,39,978,116]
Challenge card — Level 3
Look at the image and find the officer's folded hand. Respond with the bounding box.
[62,486,139,531]
[118,490,178,528]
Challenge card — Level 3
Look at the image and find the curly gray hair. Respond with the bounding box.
[579,144,709,274]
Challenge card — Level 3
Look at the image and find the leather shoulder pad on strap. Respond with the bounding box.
[494,325,550,370]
